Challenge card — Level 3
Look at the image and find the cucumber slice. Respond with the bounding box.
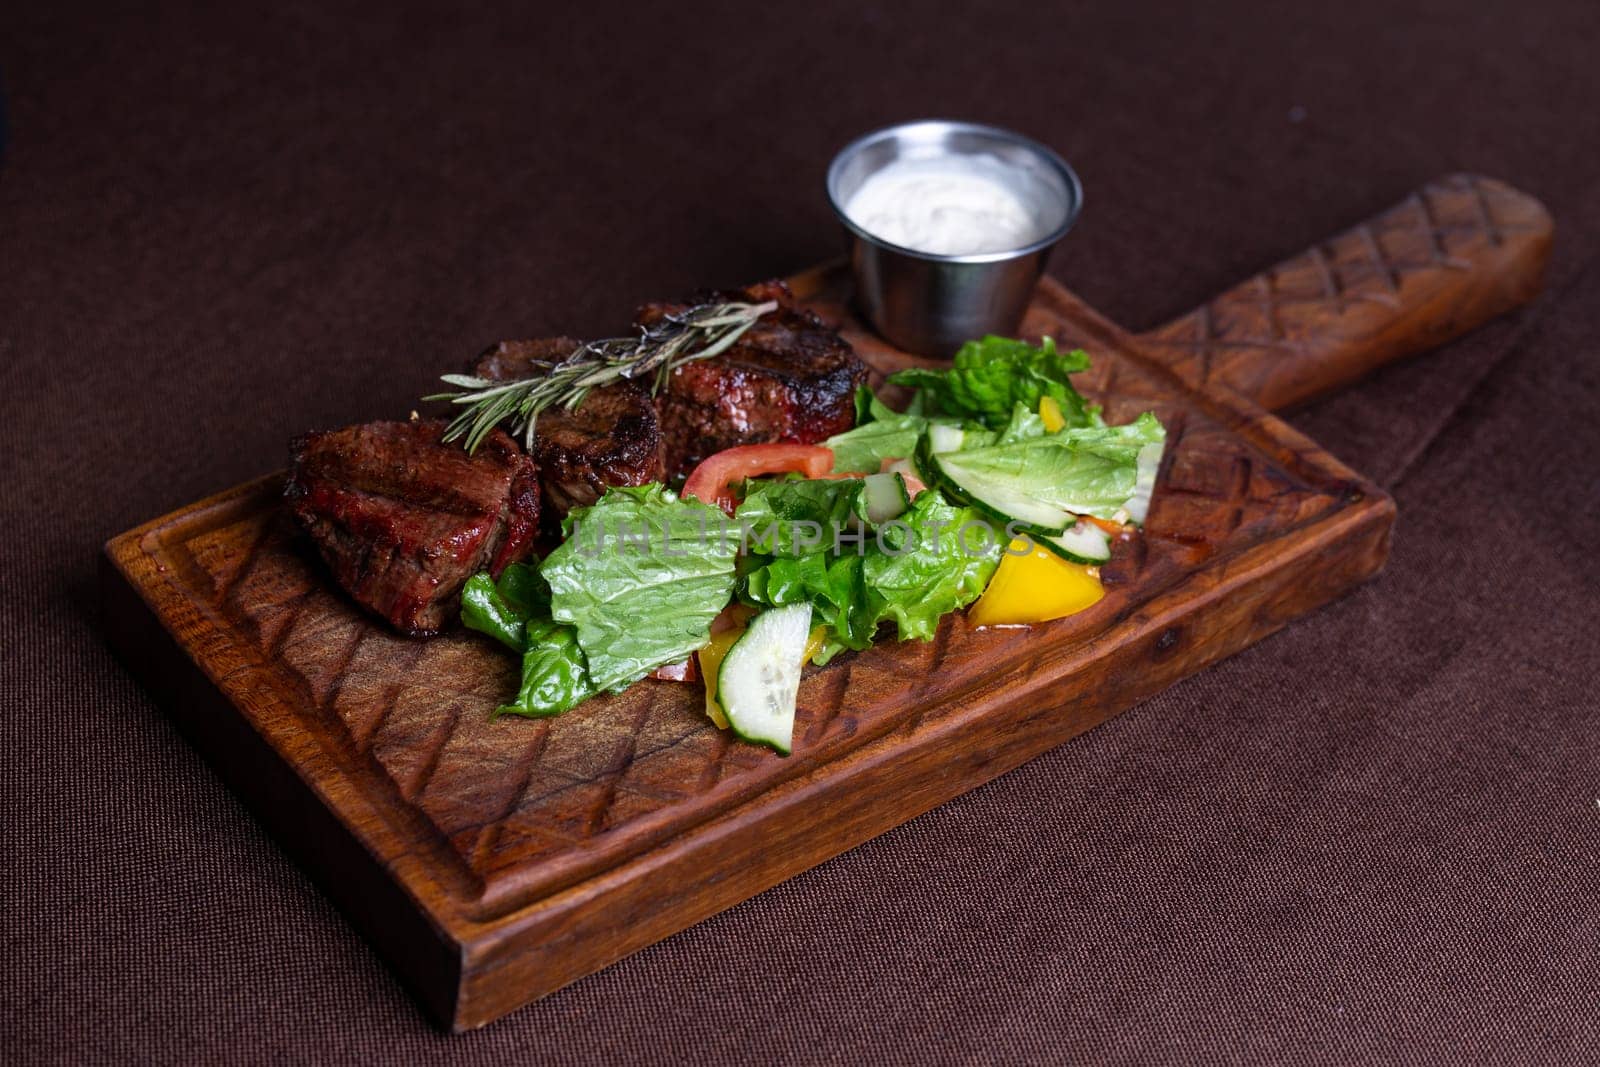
[863,472,911,523]
[884,457,922,484]
[1040,520,1113,564]
[927,424,966,454]
[1124,441,1163,526]
[925,448,1073,535]
[715,603,812,755]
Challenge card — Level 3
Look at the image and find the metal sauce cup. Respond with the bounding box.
[827,120,1082,357]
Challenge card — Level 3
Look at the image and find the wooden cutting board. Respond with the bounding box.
[101,174,1551,1031]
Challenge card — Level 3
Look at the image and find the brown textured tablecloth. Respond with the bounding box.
[4,1,1598,1062]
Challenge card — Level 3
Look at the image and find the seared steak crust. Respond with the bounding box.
[471,336,585,382]
[472,339,667,515]
[641,280,868,473]
[285,419,539,635]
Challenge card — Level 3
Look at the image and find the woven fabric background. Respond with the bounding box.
[3,1,1598,1062]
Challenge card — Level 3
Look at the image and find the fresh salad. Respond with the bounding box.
[461,335,1165,754]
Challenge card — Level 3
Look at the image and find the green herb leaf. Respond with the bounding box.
[426,299,778,453]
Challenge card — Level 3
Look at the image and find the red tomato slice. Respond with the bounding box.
[681,444,835,515]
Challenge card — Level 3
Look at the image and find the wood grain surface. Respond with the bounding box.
[1137,174,1552,411]
[100,175,1551,1030]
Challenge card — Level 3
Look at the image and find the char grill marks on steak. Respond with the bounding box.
[641,280,868,474]
[284,419,539,636]
[471,338,667,515]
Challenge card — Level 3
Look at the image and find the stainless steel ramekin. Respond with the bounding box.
[826,120,1082,357]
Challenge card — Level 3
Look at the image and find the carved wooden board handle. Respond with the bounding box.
[1136,174,1553,411]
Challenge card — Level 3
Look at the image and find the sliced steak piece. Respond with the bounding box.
[471,339,666,515]
[640,279,868,474]
[284,419,539,636]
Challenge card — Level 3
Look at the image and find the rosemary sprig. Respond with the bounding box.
[426,299,778,453]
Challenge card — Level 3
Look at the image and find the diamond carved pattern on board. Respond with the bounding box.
[1140,175,1543,400]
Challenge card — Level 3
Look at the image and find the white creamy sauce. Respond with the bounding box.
[844,154,1042,256]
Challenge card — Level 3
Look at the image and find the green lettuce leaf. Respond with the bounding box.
[853,383,900,424]
[542,484,738,692]
[937,411,1167,520]
[888,335,1099,430]
[861,492,1001,641]
[825,414,929,474]
[735,476,870,557]
[994,401,1047,444]
[828,386,941,473]
[497,619,597,718]
[745,551,874,655]
[461,563,595,718]
[461,563,549,652]
[742,489,1000,658]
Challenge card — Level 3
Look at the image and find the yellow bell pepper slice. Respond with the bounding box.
[967,539,1104,627]
[1039,395,1067,432]
[803,625,828,665]
[697,626,744,729]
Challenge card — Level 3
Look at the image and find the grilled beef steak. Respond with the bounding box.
[285,419,539,635]
[471,338,667,515]
[470,336,583,382]
[641,280,868,473]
